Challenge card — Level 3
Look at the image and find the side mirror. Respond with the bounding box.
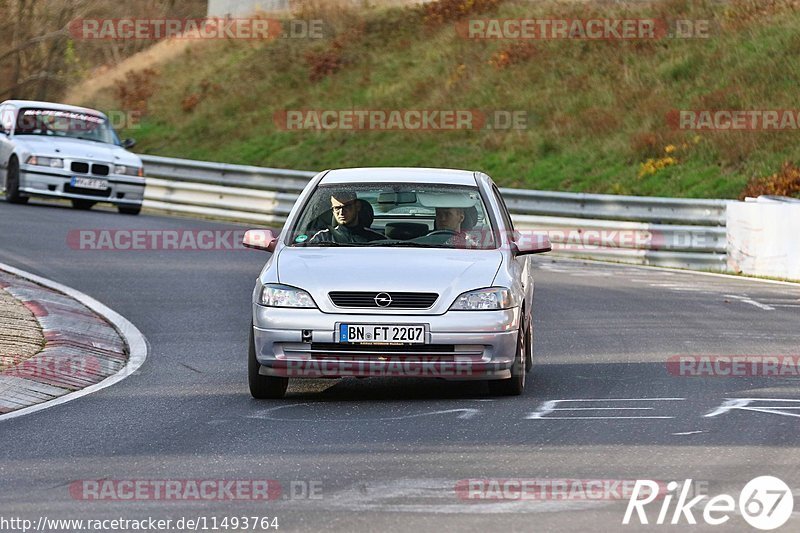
[242,229,278,252]
[513,232,551,255]
[121,138,136,149]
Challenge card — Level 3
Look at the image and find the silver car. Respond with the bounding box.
[243,168,550,398]
[0,100,145,214]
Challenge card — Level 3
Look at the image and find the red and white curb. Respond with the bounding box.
[0,263,147,422]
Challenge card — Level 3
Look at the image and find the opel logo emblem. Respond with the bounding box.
[374,292,392,307]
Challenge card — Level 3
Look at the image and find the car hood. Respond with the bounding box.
[14,136,141,166]
[275,246,503,314]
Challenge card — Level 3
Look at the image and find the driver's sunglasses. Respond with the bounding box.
[332,201,356,212]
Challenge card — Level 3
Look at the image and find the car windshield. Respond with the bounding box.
[289,182,497,249]
[15,107,117,144]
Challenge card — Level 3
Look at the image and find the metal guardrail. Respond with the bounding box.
[500,188,728,225]
[139,154,730,270]
[139,154,314,193]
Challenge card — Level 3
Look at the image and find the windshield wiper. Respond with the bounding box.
[73,136,109,144]
[293,241,357,247]
[365,240,448,248]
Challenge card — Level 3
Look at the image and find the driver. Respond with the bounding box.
[428,206,483,248]
[308,192,383,243]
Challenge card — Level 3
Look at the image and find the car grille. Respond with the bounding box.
[64,184,111,197]
[70,162,110,176]
[71,162,89,173]
[279,343,485,361]
[311,343,454,353]
[92,164,109,176]
[329,291,438,309]
[278,343,485,360]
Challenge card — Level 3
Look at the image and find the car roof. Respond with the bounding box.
[1,100,107,118]
[319,167,479,186]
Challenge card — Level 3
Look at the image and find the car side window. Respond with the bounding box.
[491,185,515,232]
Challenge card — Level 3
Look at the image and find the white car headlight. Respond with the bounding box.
[114,164,143,177]
[449,287,517,311]
[26,155,63,168]
[258,283,316,308]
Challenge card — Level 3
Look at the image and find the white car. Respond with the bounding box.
[0,100,145,214]
[243,167,551,399]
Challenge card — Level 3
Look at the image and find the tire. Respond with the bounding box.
[525,317,533,374]
[71,199,95,210]
[248,324,288,399]
[118,204,142,215]
[5,157,28,204]
[488,322,526,396]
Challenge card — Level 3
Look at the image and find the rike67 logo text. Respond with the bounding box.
[623,477,793,530]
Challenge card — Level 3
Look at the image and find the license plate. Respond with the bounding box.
[71,176,108,190]
[339,324,426,344]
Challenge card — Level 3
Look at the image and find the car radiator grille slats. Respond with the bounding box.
[70,162,110,176]
[329,291,438,309]
[63,184,111,197]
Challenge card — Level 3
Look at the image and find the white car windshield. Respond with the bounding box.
[15,107,117,144]
[289,183,497,249]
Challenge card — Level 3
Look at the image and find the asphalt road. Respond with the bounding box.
[1,199,799,532]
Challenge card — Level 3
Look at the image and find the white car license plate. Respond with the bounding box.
[71,176,108,190]
[339,324,426,344]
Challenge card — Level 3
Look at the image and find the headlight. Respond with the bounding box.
[114,164,143,176]
[258,283,316,308]
[449,287,517,311]
[26,155,63,168]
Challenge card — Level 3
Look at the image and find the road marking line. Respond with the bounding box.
[534,416,673,420]
[705,398,800,418]
[0,263,148,423]
[550,407,654,411]
[723,294,775,311]
[547,256,800,287]
[527,398,685,420]
[249,402,481,421]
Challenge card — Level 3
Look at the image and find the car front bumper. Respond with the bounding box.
[252,305,521,380]
[19,167,145,206]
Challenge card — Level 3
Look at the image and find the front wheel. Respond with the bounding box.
[248,324,288,399]
[488,322,526,396]
[5,157,28,204]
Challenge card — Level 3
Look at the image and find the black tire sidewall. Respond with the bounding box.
[248,323,288,399]
[6,157,26,203]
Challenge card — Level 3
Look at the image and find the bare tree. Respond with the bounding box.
[0,0,206,101]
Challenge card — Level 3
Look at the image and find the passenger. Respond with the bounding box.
[434,207,465,232]
[309,192,383,244]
